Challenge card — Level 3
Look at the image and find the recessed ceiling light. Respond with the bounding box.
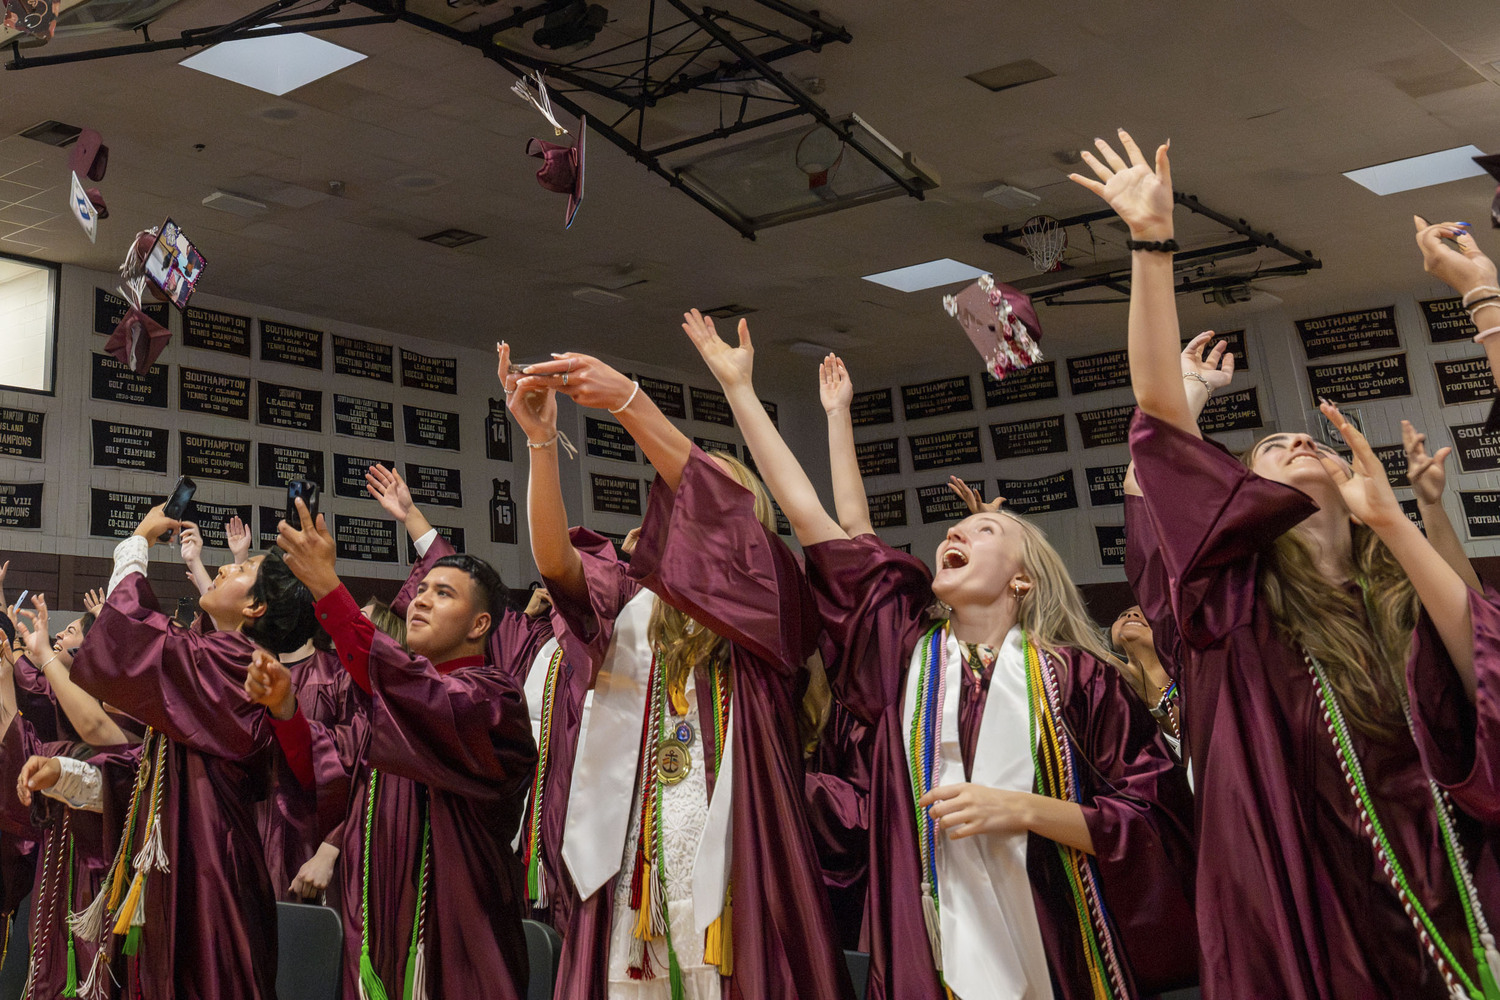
[420,228,485,248]
[1342,144,1489,196]
[18,120,82,147]
[181,25,366,97]
[862,258,987,293]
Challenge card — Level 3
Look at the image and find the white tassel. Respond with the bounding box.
[511,72,568,136]
[920,881,942,971]
[132,815,169,874]
[68,890,108,942]
[410,940,429,1000]
[77,950,110,1000]
[358,975,372,1000]
[1484,930,1500,984]
[532,865,548,910]
[649,863,666,937]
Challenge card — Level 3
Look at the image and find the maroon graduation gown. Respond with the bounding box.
[1408,584,1500,825]
[70,572,279,1000]
[805,532,1197,1000]
[549,447,856,1000]
[256,647,355,903]
[802,700,872,951]
[1127,409,1497,999]
[305,583,537,1000]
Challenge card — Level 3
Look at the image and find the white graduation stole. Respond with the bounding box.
[903,624,1053,1000]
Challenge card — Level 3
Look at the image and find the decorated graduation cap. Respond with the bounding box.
[2,0,59,42]
[514,71,586,229]
[105,228,171,372]
[943,274,1043,380]
[1474,153,1500,229]
[68,129,108,183]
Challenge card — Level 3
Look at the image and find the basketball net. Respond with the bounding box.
[1020,215,1066,272]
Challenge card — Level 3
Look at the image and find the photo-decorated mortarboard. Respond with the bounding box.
[106,228,173,372]
[2,0,60,42]
[943,274,1044,380]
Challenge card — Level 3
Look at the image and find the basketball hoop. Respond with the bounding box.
[1020,215,1067,272]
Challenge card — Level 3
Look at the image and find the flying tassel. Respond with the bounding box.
[511,71,569,136]
[68,891,108,943]
[359,946,391,1000]
[111,872,145,937]
[132,815,169,875]
[920,881,943,970]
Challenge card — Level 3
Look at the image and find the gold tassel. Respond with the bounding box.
[704,896,733,977]
[111,871,145,937]
[633,862,654,940]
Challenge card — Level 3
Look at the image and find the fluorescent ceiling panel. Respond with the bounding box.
[180,25,366,97]
[862,258,987,292]
[1343,144,1488,196]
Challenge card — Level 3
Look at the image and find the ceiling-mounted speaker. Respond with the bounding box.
[533,1,607,50]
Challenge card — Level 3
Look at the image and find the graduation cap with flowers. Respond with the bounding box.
[104,230,171,373]
[943,274,1044,380]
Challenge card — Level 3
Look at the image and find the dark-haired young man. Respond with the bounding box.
[260,499,537,1000]
[17,501,320,1000]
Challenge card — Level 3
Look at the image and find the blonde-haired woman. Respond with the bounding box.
[1076,130,1499,1000]
[505,343,853,1000]
[677,315,1196,1000]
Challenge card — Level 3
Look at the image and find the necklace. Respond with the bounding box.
[1306,652,1500,1000]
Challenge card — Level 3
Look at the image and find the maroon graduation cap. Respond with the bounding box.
[943,274,1044,380]
[105,307,169,373]
[68,129,108,183]
[85,188,107,220]
[526,114,586,229]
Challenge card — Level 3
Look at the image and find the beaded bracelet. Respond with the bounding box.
[1125,238,1179,253]
[1183,372,1213,394]
[610,381,640,415]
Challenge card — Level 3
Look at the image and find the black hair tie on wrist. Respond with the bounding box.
[1125,238,1180,253]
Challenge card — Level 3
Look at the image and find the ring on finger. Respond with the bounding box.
[563,373,569,386]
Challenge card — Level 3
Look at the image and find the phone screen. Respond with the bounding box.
[163,476,197,521]
[144,218,207,309]
[286,480,320,528]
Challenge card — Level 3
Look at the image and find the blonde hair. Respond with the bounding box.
[1000,512,1123,670]
[1257,523,1417,738]
[364,597,408,648]
[646,451,831,752]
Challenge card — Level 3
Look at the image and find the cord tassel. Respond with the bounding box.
[703,895,733,976]
[358,946,390,1000]
[132,814,169,875]
[404,939,428,1000]
[111,872,144,938]
[75,949,109,1000]
[67,892,107,944]
[1480,934,1500,1000]
[921,882,943,970]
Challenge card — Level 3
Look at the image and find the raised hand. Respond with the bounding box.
[514,350,636,413]
[244,648,297,719]
[620,526,642,556]
[225,515,252,564]
[1069,129,1174,240]
[179,522,204,565]
[14,595,50,665]
[947,475,1003,515]
[15,755,59,807]
[681,309,755,393]
[1414,217,1498,298]
[819,353,853,415]
[365,464,415,524]
[1181,331,1236,392]
[82,588,105,617]
[132,503,182,547]
[1403,419,1452,507]
[277,498,340,601]
[0,559,9,604]
[499,341,559,442]
[1320,400,1404,531]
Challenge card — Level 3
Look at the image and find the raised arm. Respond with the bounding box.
[820,354,874,537]
[500,342,585,606]
[1415,217,1500,391]
[1072,132,1194,434]
[680,309,846,547]
[16,596,128,747]
[1323,402,1477,696]
[365,463,433,547]
[1123,331,1235,496]
[1403,419,1482,591]
[179,523,213,596]
[517,351,694,490]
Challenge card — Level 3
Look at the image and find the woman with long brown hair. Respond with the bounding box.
[673,315,1196,1000]
[505,343,852,1000]
[1076,129,1499,999]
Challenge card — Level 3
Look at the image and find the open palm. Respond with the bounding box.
[1321,401,1402,530]
[1070,130,1174,239]
[682,308,754,391]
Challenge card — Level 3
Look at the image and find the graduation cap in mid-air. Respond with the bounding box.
[105,307,170,373]
[943,275,1044,381]
[68,129,108,183]
[526,115,586,229]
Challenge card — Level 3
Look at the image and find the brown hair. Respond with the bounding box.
[646,451,831,752]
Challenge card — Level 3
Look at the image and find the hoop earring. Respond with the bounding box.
[1012,582,1024,599]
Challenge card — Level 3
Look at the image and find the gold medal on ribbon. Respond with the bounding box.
[657,741,691,785]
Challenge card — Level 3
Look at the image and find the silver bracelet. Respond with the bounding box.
[527,434,558,450]
[1183,372,1213,394]
[610,381,641,415]
[525,431,579,459]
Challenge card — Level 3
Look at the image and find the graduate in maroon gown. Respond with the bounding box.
[16,500,320,1000]
[257,493,536,1000]
[671,321,1195,1000]
[508,341,854,1000]
[1076,129,1500,999]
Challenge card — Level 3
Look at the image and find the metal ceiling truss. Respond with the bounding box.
[6,0,926,238]
[982,192,1322,306]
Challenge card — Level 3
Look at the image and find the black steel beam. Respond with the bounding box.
[745,0,850,43]
[644,105,805,155]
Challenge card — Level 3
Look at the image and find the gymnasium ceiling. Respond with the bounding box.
[4,0,1500,386]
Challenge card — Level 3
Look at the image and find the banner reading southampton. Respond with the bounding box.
[1295,306,1399,359]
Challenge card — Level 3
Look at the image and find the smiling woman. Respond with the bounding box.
[0,253,59,395]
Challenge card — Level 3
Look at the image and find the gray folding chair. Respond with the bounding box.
[524,919,562,1000]
[844,949,870,1000]
[276,901,343,1000]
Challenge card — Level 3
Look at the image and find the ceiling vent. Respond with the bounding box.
[420,228,486,248]
[703,304,756,320]
[202,191,269,217]
[571,286,626,306]
[18,120,81,146]
[966,59,1055,93]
